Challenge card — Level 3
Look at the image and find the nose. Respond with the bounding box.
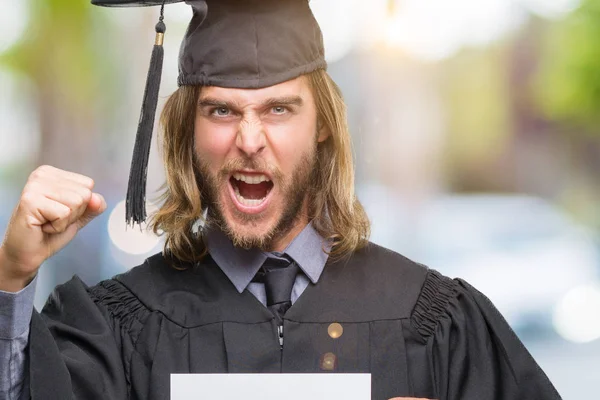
[236,117,266,158]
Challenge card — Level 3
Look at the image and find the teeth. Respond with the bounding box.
[232,173,271,184]
[233,185,267,207]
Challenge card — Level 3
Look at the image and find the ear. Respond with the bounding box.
[317,119,331,143]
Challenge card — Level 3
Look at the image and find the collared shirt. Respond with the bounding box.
[204,222,330,305]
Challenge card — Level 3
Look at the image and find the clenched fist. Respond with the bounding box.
[0,165,106,292]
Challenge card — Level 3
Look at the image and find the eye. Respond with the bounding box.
[211,107,231,117]
[271,106,287,114]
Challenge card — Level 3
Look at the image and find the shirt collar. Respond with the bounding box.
[204,222,330,294]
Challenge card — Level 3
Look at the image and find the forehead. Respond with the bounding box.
[198,75,313,104]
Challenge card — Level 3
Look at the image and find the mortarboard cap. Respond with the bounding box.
[91,0,326,225]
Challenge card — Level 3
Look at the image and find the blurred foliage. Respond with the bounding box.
[0,0,123,175]
[534,0,600,136]
[0,0,115,104]
[440,45,512,164]
[437,42,517,193]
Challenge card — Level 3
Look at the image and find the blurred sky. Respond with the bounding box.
[0,0,582,67]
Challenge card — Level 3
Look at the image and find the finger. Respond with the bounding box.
[77,193,107,230]
[59,170,94,189]
[43,181,92,205]
[18,190,68,226]
[31,198,73,234]
[37,184,93,225]
[19,182,89,233]
[25,179,93,214]
[46,193,90,228]
[44,223,80,257]
[41,217,75,236]
[87,193,107,215]
[45,171,95,191]
[40,193,106,234]
[29,165,95,190]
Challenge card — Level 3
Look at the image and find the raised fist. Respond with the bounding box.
[0,165,106,292]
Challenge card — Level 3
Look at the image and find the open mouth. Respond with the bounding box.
[229,172,274,208]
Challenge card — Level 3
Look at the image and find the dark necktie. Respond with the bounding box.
[253,255,299,324]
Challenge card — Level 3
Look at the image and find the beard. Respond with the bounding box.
[195,144,318,251]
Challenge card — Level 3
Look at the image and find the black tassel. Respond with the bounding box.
[126,10,166,226]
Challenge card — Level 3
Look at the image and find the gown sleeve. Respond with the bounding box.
[411,270,562,400]
[27,276,147,400]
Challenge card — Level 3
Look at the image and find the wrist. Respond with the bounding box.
[0,247,37,293]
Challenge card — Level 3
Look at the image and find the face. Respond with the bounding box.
[194,76,329,251]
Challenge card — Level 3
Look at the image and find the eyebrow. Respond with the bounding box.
[197,95,304,109]
[263,95,304,107]
[198,97,237,108]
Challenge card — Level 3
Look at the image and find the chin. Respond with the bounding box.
[225,224,276,250]
[220,203,279,250]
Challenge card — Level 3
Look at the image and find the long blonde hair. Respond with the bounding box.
[150,69,370,263]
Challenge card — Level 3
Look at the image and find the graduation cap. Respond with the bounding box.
[91,0,326,225]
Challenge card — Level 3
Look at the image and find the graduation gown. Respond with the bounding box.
[28,243,561,400]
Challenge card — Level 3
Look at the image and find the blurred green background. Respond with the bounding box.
[1,0,599,397]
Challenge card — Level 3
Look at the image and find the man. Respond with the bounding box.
[0,0,562,399]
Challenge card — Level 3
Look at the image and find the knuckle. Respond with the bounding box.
[38,164,52,175]
[61,206,72,220]
[81,188,92,202]
[84,177,95,189]
[29,168,43,181]
[74,192,87,208]
[23,180,40,194]
[67,193,82,210]
[24,214,39,227]
[20,190,37,207]
[29,165,52,181]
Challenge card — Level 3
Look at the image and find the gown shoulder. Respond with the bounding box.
[407,268,563,399]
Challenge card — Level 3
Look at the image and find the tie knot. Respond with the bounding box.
[254,254,298,308]
[263,253,294,270]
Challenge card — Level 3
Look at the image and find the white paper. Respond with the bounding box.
[171,373,371,400]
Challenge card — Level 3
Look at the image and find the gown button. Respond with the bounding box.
[328,323,343,339]
[320,352,337,371]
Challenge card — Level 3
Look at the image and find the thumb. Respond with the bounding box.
[77,193,107,229]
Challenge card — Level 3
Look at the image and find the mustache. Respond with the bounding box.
[218,157,283,181]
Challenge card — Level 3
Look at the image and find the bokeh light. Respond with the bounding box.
[553,283,600,343]
[0,2,28,53]
[522,0,581,19]
[311,0,361,63]
[383,0,524,60]
[107,200,161,255]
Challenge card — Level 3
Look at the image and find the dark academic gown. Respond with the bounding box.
[28,243,561,400]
